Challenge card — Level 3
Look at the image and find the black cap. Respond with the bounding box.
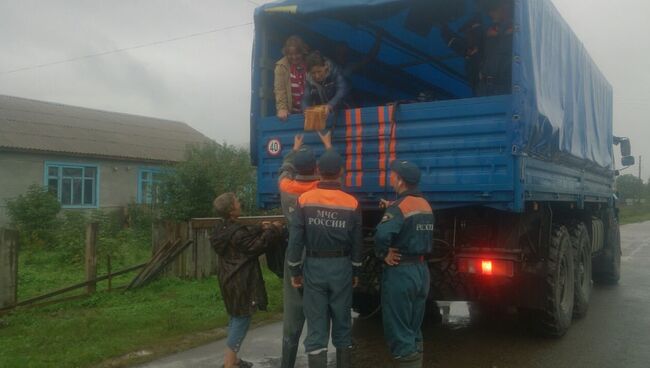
[293,146,316,175]
[318,149,343,177]
[390,160,421,185]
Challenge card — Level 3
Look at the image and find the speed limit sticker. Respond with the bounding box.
[267,138,282,156]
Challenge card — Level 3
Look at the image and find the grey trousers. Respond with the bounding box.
[280,253,305,368]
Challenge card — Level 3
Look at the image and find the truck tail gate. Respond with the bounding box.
[257,96,515,210]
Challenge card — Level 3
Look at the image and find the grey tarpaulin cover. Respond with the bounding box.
[513,0,613,169]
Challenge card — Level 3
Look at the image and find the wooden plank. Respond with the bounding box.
[126,239,193,289]
[152,222,165,254]
[127,239,176,289]
[4,263,146,310]
[198,228,211,279]
[190,215,285,229]
[107,255,112,292]
[0,229,19,309]
[85,223,99,294]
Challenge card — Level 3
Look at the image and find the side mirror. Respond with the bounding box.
[622,156,635,167]
[620,139,632,157]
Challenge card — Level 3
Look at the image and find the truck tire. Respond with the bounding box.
[570,222,592,319]
[531,225,575,337]
[593,219,621,285]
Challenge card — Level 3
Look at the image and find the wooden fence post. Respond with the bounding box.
[107,255,112,292]
[0,229,19,309]
[85,223,99,294]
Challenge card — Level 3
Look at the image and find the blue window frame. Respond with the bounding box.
[138,167,163,205]
[44,162,100,208]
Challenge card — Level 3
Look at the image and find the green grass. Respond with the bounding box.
[618,204,650,225]
[1,233,283,368]
[17,244,151,301]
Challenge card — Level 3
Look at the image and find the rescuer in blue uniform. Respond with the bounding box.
[375,160,434,368]
[287,147,363,368]
[278,134,319,368]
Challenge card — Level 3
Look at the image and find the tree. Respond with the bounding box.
[615,174,644,203]
[159,142,258,221]
[5,184,61,246]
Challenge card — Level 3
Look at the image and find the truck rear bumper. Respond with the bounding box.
[433,250,546,309]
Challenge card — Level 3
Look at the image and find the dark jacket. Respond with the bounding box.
[302,58,349,110]
[374,190,434,260]
[287,181,363,276]
[210,220,282,317]
[441,18,513,96]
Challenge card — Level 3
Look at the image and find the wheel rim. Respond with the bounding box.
[559,251,572,312]
[579,242,590,290]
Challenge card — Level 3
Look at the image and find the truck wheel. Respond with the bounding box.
[593,220,621,285]
[532,225,575,337]
[570,222,592,319]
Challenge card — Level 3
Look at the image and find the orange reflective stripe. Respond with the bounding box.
[397,196,433,218]
[345,109,353,187]
[298,188,359,210]
[389,104,396,164]
[355,108,363,187]
[279,178,319,195]
[377,106,386,187]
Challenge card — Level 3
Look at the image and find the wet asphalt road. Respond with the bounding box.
[138,222,650,368]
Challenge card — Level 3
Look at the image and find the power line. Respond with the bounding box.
[0,22,253,76]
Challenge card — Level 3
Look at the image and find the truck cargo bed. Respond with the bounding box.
[256,95,613,212]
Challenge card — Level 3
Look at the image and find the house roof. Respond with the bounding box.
[0,95,212,163]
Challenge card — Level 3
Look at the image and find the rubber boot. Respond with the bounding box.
[396,352,422,368]
[280,335,300,368]
[308,350,328,368]
[336,347,352,368]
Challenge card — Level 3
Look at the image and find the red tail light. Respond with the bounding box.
[481,260,493,275]
[458,258,514,277]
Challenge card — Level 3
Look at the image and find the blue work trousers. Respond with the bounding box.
[381,263,429,358]
[303,257,353,353]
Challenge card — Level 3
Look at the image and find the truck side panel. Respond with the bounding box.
[257,95,514,210]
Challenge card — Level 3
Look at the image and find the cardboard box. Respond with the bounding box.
[304,105,328,131]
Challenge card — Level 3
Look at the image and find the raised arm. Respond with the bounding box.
[274,63,290,119]
[278,134,304,182]
[232,224,282,257]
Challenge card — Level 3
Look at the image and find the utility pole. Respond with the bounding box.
[639,156,643,180]
[639,156,643,204]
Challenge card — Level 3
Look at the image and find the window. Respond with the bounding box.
[138,167,163,205]
[45,162,99,208]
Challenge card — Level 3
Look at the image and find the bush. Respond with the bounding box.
[5,184,61,247]
[124,203,158,234]
[53,211,88,263]
[159,142,257,221]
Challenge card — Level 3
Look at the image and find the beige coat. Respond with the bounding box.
[274,57,293,113]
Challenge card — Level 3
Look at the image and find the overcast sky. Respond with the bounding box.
[1,0,648,179]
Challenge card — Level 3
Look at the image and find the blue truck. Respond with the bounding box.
[250,0,634,336]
